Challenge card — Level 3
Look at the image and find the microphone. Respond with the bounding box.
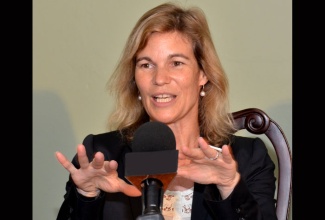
[125,121,178,220]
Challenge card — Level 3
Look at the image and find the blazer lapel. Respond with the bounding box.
[191,183,209,219]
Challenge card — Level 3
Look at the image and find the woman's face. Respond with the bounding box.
[135,31,207,125]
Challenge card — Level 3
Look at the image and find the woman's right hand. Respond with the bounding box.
[55,144,142,197]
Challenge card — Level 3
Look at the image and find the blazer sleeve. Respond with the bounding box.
[203,137,277,220]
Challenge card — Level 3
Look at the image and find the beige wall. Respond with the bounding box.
[33,0,292,219]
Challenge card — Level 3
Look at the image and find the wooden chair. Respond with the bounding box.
[232,108,292,220]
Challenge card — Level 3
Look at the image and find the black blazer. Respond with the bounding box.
[57,131,277,220]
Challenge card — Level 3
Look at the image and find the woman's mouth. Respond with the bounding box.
[154,94,175,103]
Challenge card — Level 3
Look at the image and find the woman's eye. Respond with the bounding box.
[139,63,152,68]
[173,61,183,66]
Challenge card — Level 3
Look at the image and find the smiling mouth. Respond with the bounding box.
[154,94,174,103]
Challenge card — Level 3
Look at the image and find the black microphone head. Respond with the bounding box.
[132,121,176,152]
[125,121,178,191]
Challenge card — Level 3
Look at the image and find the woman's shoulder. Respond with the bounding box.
[86,130,123,142]
[230,135,275,179]
[230,135,268,155]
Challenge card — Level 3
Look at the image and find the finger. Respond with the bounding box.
[55,151,77,173]
[219,145,234,163]
[180,145,204,159]
[198,137,219,159]
[103,160,118,172]
[91,151,105,169]
[198,137,211,151]
[77,144,91,169]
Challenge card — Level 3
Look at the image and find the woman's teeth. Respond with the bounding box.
[154,95,173,102]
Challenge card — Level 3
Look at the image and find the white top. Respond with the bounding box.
[162,187,194,220]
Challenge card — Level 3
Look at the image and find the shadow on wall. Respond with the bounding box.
[33,90,77,220]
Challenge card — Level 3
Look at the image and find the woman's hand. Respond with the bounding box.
[55,144,141,197]
[176,137,240,199]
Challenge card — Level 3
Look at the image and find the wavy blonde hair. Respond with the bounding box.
[106,2,236,145]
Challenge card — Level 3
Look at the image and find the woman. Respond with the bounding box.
[56,2,277,220]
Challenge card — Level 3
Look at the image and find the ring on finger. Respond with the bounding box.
[208,151,219,160]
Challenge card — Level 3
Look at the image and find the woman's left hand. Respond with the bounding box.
[176,137,240,199]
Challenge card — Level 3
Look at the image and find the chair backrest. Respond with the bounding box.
[232,108,292,220]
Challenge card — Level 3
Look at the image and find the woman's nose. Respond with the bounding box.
[153,67,171,85]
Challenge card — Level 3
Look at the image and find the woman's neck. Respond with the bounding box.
[165,120,199,191]
[170,125,200,149]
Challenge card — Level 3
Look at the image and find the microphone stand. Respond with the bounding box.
[136,178,165,220]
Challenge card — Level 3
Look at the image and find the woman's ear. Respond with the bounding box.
[199,70,209,86]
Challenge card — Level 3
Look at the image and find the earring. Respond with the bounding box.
[200,85,206,97]
[138,95,142,100]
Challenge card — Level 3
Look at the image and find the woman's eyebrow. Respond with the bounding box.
[135,53,190,64]
[169,53,190,60]
[135,56,153,63]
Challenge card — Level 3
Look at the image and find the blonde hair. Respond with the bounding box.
[106,2,236,145]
